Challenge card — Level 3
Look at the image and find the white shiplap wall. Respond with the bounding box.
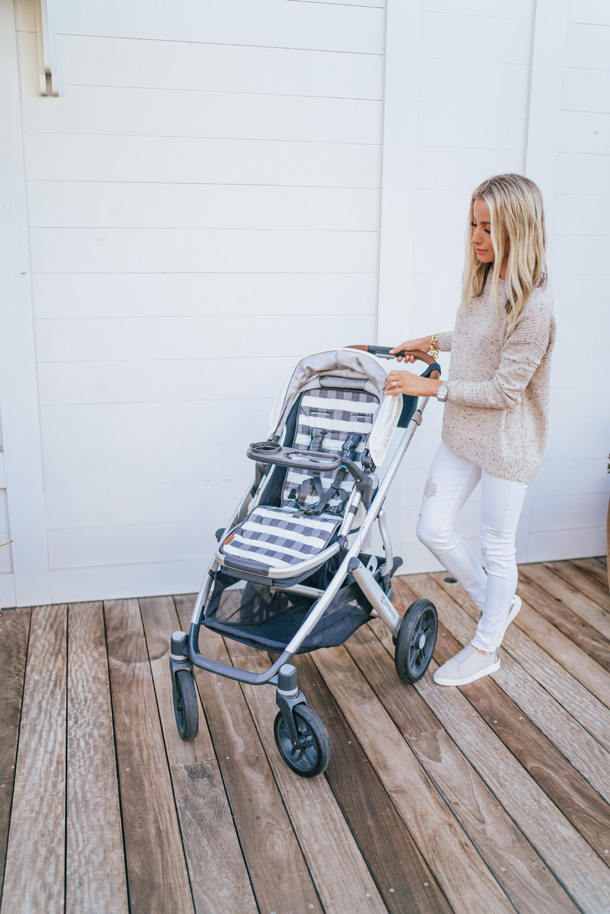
[1,0,608,605]
[530,0,610,562]
[13,0,384,603]
[393,0,610,572]
[393,0,539,572]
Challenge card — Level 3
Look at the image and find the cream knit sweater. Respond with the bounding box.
[436,278,555,484]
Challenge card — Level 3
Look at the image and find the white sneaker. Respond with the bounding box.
[433,644,500,687]
[499,594,521,642]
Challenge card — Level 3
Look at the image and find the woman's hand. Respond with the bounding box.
[390,335,433,362]
[385,369,442,398]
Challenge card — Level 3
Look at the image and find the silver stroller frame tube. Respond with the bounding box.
[170,396,432,687]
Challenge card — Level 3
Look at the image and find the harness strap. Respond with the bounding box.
[302,432,365,517]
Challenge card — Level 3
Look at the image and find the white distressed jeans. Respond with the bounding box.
[416,441,528,653]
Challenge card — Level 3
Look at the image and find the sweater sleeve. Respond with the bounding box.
[446,308,552,410]
[436,331,453,351]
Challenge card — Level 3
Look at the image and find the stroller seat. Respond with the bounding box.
[221,505,343,571]
[220,387,379,573]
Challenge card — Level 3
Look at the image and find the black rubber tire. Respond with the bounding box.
[395,598,438,683]
[173,669,199,741]
[273,705,331,777]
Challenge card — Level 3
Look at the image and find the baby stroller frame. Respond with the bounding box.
[170,346,440,776]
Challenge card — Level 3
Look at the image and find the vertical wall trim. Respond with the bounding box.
[0,1,52,606]
[376,0,422,346]
[525,0,569,259]
[376,0,423,556]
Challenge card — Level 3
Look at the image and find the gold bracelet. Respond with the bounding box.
[428,333,440,360]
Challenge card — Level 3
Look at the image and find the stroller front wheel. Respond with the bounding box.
[273,705,331,777]
[173,669,199,741]
[395,598,438,683]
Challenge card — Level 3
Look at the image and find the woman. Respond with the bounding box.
[386,173,555,687]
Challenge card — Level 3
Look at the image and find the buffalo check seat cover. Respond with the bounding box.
[220,388,379,572]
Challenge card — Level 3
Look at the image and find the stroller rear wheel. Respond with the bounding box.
[395,598,438,683]
[173,669,199,741]
[273,705,331,777]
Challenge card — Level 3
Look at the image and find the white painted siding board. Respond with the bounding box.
[551,234,610,274]
[291,0,383,6]
[24,135,381,187]
[416,147,525,192]
[556,152,610,195]
[55,0,385,53]
[21,83,383,145]
[0,491,11,532]
[49,522,215,570]
[530,493,609,533]
[35,314,375,363]
[524,0,568,249]
[526,527,607,563]
[418,102,528,151]
[565,22,610,69]
[38,34,384,98]
[0,574,16,607]
[423,0,534,17]
[533,459,610,498]
[39,401,271,490]
[559,110,610,155]
[562,67,610,114]
[31,273,378,319]
[0,539,14,576]
[37,358,298,407]
[29,228,379,275]
[421,11,534,64]
[419,58,530,112]
[27,183,380,231]
[0,0,51,605]
[50,560,208,604]
[568,0,610,26]
[45,479,248,530]
[554,193,610,236]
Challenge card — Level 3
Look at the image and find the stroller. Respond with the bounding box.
[170,345,440,777]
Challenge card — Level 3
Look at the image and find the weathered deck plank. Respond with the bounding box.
[517,568,610,672]
[395,577,610,912]
[296,650,453,914]
[345,623,582,914]
[105,599,194,914]
[227,640,390,914]
[311,643,516,914]
[174,596,325,914]
[66,602,128,914]
[409,575,610,810]
[0,606,29,905]
[2,605,67,914]
[572,558,610,597]
[139,596,257,914]
[435,571,610,711]
[2,559,609,914]
[525,563,610,640]
[433,573,610,754]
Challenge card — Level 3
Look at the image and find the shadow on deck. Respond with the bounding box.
[1,557,609,914]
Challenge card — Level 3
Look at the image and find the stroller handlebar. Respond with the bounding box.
[348,344,436,364]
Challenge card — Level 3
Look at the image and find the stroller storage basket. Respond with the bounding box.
[205,569,372,653]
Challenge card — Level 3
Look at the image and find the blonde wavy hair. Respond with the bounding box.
[462,174,547,332]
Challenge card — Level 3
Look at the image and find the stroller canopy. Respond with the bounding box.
[268,348,404,467]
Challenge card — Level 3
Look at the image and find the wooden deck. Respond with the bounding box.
[1,557,609,914]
